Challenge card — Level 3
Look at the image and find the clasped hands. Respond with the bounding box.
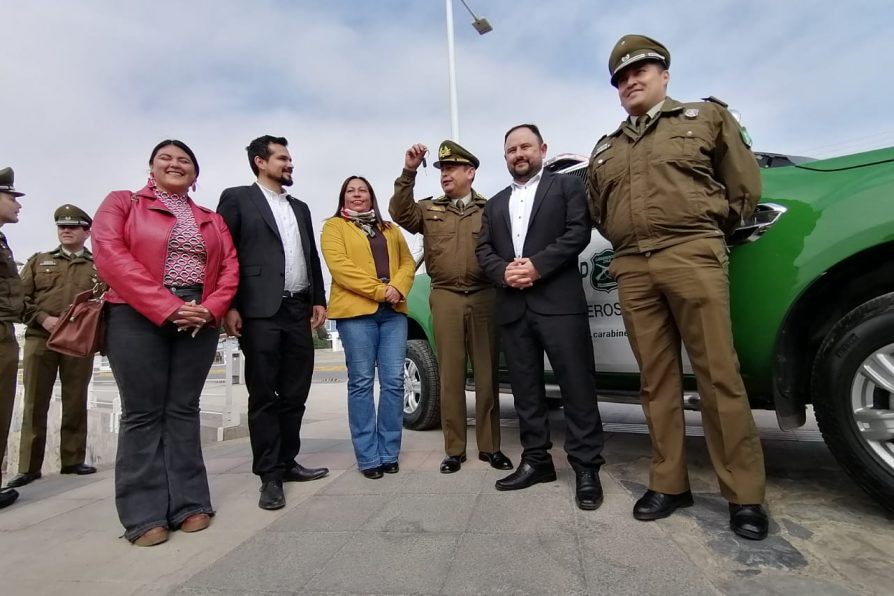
[383,285,403,304]
[503,258,540,289]
[171,300,212,337]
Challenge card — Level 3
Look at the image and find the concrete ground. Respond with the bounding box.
[1,352,892,595]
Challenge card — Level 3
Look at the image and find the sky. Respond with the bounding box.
[2,0,892,266]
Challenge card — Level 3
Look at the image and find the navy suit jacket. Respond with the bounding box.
[217,184,326,318]
[476,169,591,325]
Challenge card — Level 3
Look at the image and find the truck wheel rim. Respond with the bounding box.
[850,344,894,470]
[403,359,422,415]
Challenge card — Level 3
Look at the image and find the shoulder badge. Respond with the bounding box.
[683,108,699,119]
[701,96,728,108]
[591,142,612,158]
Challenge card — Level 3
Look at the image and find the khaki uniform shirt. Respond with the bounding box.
[389,169,490,291]
[21,246,101,338]
[587,96,761,257]
[0,232,23,323]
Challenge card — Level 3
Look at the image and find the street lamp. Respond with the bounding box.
[445,0,492,142]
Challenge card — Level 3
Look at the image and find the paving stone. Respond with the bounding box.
[305,532,458,594]
[362,493,477,534]
[271,494,388,532]
[442,532,588,595]
[183,532,351,593]
[467,492,578,535]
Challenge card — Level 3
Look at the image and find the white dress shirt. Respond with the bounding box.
[256,182,309,292]
[508,170,542,258]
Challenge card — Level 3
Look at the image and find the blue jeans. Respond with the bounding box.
[336,305,407,470]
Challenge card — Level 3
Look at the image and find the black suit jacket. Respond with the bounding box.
[476,169,591,325]
[217,184,326,319]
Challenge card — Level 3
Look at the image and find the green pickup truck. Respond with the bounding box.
[401,146,894,512]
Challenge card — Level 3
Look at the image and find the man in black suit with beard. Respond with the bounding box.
[217,135,329,510]
[476,124,606,510]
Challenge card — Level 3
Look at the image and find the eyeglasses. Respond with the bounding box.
[57,224,87,230]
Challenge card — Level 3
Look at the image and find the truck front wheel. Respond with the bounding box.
[403,339,441,431]
[812,293,894,512]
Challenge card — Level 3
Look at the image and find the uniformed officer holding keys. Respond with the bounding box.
[389,141,511,474]
[587,34,769,539]
[7,204,101,488]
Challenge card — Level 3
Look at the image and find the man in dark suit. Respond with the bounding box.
[217,135,329,510]
[477,124,606,511]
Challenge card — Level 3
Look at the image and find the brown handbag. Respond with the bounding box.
[47,288,106,357]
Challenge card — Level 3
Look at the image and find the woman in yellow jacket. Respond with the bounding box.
[321,176,415,478]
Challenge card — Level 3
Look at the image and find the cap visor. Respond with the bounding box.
[611,54,666,84]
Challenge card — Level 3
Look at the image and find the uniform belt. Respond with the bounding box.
[283,289,309,299]
[439,287,488,295]
[167,284,203,297]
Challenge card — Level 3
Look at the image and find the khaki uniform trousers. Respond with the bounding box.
[610,237,766,504]
[18,336,93,473]
[430,287,500,456]
[0,323,19,485]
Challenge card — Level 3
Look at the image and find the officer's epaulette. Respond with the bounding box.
[431,195,450,204]
[591,135,613,159]
[701,96,728,108]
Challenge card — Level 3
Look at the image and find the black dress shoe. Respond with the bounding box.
[361,467,384,479]
[478,451,514,470]
[61,464,96,475]
[382,462,399,474]
[632,489,694,521]
[6,472,41,488]
[440,455,466,474]
[729,503,769,540]
[575,470,604,511]
[283,463,329,482]
[258,480,285,510]
[495,461,557,491]
[0,487,18,509]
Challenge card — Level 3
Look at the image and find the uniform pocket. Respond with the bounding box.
[423,215,452,237]
[35,268,61,292]
[654,123,712,162]
[591,154,625,183]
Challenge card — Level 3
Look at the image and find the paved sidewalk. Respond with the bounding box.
[0,381,891,595]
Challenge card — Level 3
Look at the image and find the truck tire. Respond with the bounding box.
[812,293,894,512]
[403,339,441,431]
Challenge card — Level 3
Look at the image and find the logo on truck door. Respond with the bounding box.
[589,248,617,293]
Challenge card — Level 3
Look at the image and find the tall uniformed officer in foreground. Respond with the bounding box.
[587,34,769,539]
[0,167,25,509]
[389,141,511,474]
[7,205,100,489]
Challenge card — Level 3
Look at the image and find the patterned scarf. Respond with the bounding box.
[341,208,379,238]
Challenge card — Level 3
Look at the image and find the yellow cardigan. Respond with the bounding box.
[321,217,416,319]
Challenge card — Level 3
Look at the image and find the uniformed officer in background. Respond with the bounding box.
[0,167,25,509]
[587,35,769,539]
[7,205,100,489]
[389,141,512,474]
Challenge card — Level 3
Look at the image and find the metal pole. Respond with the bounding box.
[445,0,460,141]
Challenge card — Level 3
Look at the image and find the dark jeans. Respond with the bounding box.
[501,309,605,472]
[105,299,217,541]
[240,294,314,481]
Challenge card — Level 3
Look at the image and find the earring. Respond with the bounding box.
[191,180,197,192]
